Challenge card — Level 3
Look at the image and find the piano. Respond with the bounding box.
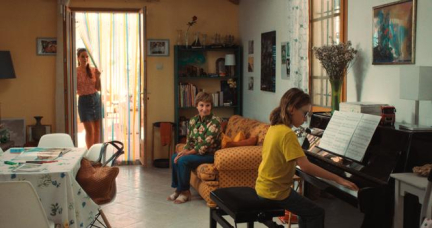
[296,113,432,228]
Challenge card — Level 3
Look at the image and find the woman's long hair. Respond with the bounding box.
[77,48,92,79]
[269,88,311,126]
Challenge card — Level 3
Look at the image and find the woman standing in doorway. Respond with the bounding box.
[77,48,102,148]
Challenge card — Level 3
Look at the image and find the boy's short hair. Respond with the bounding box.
[195,92,213,106]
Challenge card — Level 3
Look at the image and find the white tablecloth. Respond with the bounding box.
[0,148,100,228]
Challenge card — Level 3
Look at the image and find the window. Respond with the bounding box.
[309,0,346,110]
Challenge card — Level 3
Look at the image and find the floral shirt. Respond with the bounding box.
[184,113,222,155]
[77,67,97,96]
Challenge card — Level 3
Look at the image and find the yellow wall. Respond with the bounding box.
[0,0,57,132]
[1,0,239,163]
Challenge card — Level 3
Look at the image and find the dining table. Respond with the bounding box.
[0,147,100,228]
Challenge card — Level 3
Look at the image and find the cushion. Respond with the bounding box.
[226,136,257,148]
[196,163,218,181]
[222,132,245,149]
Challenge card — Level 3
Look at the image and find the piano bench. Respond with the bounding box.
[210,187,285,228]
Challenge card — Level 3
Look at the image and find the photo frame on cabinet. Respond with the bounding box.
[261,31,276,92]
[372,0,416,64]
[147,39,170,56]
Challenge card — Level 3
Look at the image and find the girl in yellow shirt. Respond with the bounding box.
[255,88,358,228]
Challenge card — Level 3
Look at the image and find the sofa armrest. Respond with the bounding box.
[214,146,262,171]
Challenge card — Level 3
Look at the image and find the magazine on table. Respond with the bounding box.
[12,148,71,162]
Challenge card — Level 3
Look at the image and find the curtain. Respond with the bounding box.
[288,0,309,92]
[76,12,140,164]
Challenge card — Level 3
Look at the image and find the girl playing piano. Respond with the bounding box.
[255,88,359,228]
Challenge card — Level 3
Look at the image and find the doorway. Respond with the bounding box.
[67,9,146,165]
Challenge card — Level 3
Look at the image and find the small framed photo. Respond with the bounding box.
[36,38,57,56]
[147,39,170,56]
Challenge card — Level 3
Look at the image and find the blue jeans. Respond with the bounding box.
[171,153,214,192]
[260,190,325,228]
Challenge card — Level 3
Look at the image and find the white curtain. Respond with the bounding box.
[76,12,140,164]
[288,0,309,92]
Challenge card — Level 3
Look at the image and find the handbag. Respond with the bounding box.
[76,141,124,205]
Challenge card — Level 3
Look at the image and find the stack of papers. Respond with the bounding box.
[12,148,70,162]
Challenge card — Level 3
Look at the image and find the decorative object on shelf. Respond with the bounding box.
[227,78,237,105]
[225,54,236,77]
[372,0,416,65]
[202,33,207,46]
[216,58,226,76]
[399,66,432,130]
[36,37,57,56]
[31,116,46,142]
[147,39,170,56]
[312,41,358,114]
[191,32,202,48]
[261,31,276,92]
[185,16,197,48]
[210,33,222,48]
[0,51,16,79]
[224,35,235,47]
[176,30,183,45]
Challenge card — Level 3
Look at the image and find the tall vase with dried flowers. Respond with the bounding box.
[185,16,197,48]
[313,41,358,114]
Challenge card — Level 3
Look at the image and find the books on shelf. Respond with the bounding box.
[12,148,70,162]
[317,111,381,162]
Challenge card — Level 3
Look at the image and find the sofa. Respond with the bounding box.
[177,115,270,207]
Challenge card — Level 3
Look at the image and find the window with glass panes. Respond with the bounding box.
[309,0,346,108]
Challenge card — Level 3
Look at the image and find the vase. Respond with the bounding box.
[329,79,343,115]
[185,31,189,48]
[32,116,46,142]
[176,30,183,45]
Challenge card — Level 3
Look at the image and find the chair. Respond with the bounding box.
[421,171,432,226]
[84,141,124,228]
[38,133,75,148]
[0,181,55,228]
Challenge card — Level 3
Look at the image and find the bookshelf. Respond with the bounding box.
[174,45,242,144]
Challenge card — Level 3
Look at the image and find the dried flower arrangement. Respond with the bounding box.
[312,41,358,80]
[186,16,197,34]
[227,78,236,88]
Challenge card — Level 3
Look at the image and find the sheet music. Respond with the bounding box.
[318,111,380,162]
[345,114,381,161]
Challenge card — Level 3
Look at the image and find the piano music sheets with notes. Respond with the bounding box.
[318,111,381,162]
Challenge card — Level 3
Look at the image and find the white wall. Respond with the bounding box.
[239,0,292,123]
[348,0,432,125]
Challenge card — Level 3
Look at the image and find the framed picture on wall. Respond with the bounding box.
[261,31,276,92]
[147,39,170,56]
[372,0,416,64]
[36,38,57,56]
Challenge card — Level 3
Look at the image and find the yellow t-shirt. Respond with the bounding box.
[255,124,305,200]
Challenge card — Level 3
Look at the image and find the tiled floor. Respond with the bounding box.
[100,165,293,228]
[100,165,362,228]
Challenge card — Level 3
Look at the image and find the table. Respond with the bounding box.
[0,148,100,228]
[391,173,429,228]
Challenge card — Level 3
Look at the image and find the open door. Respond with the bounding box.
[62,6,78,144]
[139,7,147,166]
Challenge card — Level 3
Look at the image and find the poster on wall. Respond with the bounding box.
[372,0,416,64]
[261,31,276,92]
[248,40,254,54]
[248,56,254,72]
[281,42,290,80]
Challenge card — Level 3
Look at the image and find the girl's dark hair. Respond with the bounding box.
[77,48,92,78]
[269,88,311,126]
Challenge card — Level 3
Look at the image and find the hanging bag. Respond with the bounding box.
[76,141,124,205]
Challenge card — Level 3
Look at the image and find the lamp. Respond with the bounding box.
[225,54,236,77]
[0,51,16,79]
[399,66,432,129]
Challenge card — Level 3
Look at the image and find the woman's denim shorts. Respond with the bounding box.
[78,92,102,122]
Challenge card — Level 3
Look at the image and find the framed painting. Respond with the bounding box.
[37,38,57,56]
[147,39,170,56]
[261,31,276,92]
[372,0,416,65]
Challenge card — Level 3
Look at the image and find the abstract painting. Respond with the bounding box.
[372,0,416,64]
[261,31,276,92]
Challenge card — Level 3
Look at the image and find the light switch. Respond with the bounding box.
[156,63,163,70]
